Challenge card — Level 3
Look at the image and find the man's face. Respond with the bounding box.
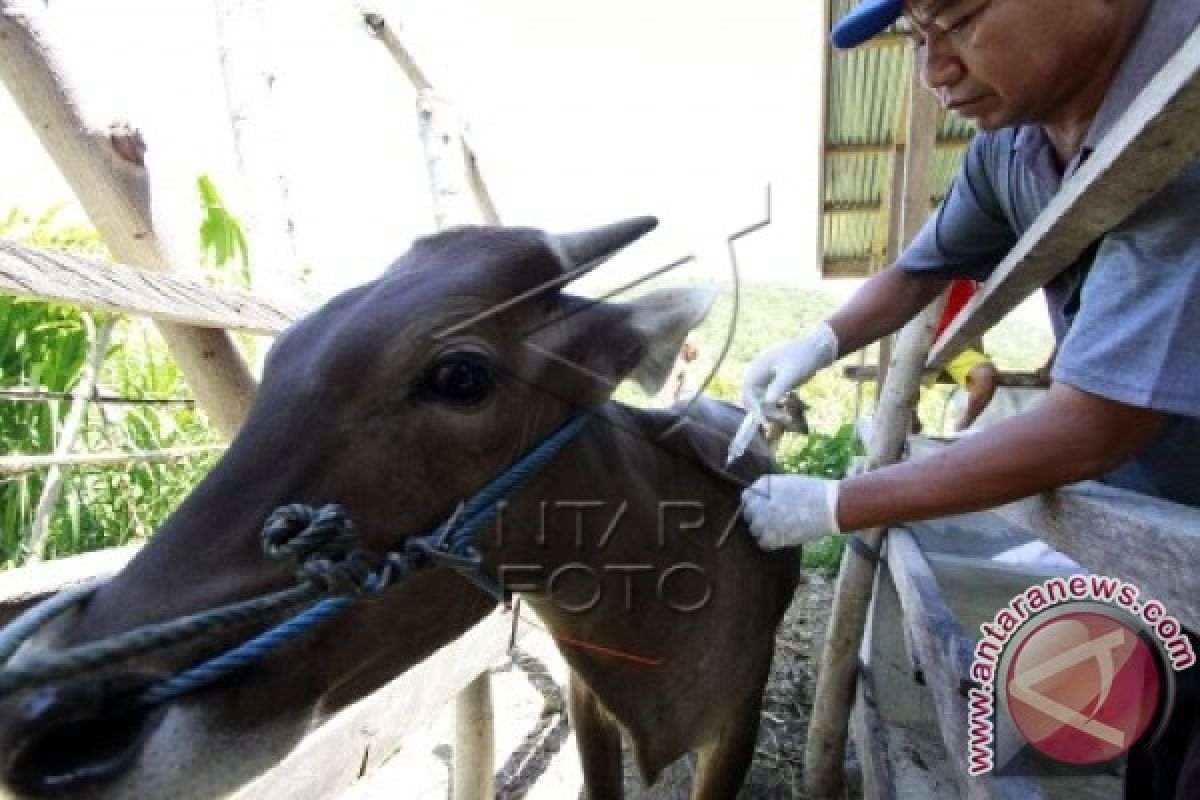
[906,0,1123,130]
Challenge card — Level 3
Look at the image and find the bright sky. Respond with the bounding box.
[1,0,851,299]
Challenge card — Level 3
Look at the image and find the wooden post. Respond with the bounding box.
[0,1,257,438]
[453,673,496,800]
[804,52,944,797]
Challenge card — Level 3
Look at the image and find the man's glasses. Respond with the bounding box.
[903,0,992,45]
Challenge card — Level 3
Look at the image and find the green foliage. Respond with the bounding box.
[775,425,863,575]
[775,423,862,480]
[0,207,221,566]
[197,174,250,288]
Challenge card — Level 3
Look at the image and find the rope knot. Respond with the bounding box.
[262,504,356,561]
[296,551,380,596]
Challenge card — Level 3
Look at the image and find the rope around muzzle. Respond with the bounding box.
[0,413,591,708]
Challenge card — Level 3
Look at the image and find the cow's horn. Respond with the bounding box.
[547,216,658,273]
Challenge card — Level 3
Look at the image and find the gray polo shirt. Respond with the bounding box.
[898,0,1200,506]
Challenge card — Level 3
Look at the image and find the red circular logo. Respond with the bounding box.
[1005,611,1162,765]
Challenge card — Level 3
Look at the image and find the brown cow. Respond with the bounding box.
[0,219,798,799]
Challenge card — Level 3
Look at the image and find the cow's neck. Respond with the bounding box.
[481,401,740,664]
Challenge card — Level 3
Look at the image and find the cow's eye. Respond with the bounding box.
[419,352,493,407]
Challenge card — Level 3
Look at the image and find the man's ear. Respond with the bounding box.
[624,287,717,394]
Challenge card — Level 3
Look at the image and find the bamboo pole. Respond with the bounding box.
[804,56,943,798]
[0,446,226,480]
[0,1,257,438]
[23,316,116,563]
[0,389,195,407]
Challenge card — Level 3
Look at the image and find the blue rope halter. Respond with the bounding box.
[0,413,591,708]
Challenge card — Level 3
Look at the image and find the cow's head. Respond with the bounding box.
[0,218,717,798]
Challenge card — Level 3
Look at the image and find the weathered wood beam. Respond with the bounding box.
[0,445,226,479]
[886,530,1045,800]
[992,482,1200,632]
[843,365,1048,388]
[0,240,301,335]
[930,24,1200,368]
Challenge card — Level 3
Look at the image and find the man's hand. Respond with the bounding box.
[742,475,841,549]
[741,323,838,416]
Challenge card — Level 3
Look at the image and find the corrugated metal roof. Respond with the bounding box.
[819,1,973,278]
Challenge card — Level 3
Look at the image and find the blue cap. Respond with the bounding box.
[831,0,905,49]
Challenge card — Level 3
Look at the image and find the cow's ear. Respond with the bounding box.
[624,287,717,394]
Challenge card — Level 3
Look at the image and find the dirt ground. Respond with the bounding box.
[344,570,860,799]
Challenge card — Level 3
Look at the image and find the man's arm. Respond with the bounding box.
[827,263,950,356]
[836,382,1169,530]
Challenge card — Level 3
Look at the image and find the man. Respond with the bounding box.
[739,0,1199,794]
[930,279,1000,432]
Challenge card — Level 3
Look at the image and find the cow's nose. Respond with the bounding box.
[1,674,165,795]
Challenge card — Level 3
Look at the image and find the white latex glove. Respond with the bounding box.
[741,322,839,417]
[742,475,841,549]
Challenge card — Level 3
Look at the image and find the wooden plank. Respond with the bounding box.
[0,240,301,334]
[886,530,1045,800]
[992,481,1200,632]
[0,445,226,479]
[236,609,517,800]
[844,365,1047,388]
[929,25,1200,368]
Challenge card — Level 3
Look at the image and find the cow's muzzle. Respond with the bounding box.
[0,672,165,795]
